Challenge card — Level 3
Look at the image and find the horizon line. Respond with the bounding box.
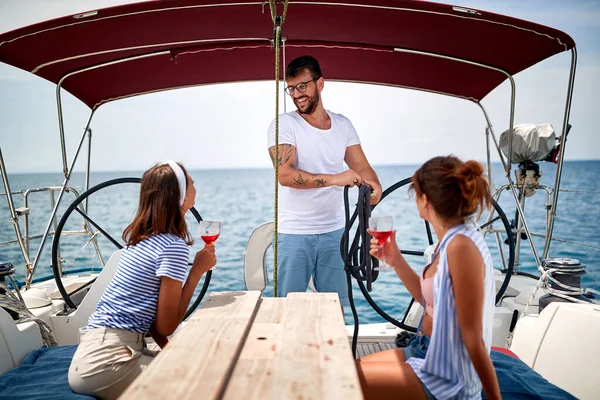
[6,158,600,175]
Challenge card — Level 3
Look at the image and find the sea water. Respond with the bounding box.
[2,161,599,324]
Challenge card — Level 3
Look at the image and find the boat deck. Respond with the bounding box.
[356,342,397,357]
[147,339,397,358]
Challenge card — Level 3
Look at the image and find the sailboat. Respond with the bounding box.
[1,0,598,398]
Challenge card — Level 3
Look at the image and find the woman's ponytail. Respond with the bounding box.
[411,156,491,221]
[454,160,491,218]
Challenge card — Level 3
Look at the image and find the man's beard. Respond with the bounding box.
[295,92,320,115]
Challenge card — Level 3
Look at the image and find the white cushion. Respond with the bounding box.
[0,307,43,373]
[534,303,600,400]
[0,309,15,375]
[511,302,600,400]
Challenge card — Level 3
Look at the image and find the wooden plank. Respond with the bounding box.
[382,342,395,351]
[252,297,285,324]
[222,298,285,400]
[121,291,261,400]
[357,344,366,358]
[367,343,376,356]
[229,292,362,400]
[286,292,363,399]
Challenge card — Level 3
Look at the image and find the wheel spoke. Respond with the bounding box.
[69,230,101,265]
[480,215,502,231]
[67,278,97,298]
[73,207,123,249]
[425,221,434,245]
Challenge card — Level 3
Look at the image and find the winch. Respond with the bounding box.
[539,257,592,311]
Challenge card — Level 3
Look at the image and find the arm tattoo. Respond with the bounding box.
[269,147,327,188]
[293,173,310,186]
[269,144,293,167]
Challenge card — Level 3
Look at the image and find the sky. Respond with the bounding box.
[0,0,599,173]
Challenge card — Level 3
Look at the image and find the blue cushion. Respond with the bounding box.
[0,345,94,399]
[483,350,577,400]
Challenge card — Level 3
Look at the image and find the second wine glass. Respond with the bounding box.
[369,216,393,270]
[199,220,220,246]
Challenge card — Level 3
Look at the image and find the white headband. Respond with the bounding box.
[161,160,187,206]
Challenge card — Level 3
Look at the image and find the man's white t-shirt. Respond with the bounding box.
[267,110,361,234]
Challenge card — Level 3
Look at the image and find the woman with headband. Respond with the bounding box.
[68,161,216,399]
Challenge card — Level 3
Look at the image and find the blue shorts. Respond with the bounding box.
[275,228,348,306]
[403,334,436,400]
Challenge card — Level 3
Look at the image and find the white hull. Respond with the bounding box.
[3,259,598,399]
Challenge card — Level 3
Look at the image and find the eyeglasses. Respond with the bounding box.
[284,78,317,95]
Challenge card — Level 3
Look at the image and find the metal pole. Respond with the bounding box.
[476,103,508,171]
[492,191,509,271]
[543,48,577,259]
[84,127,92,212]
[81,126,106,267]
[56,86,69,177]
[484,122,493,191]
[23,191,30,256]
[481,118,510,271]
[513,189,526,270]
[0,147,33,277]
[283,37,287,114]
[49,190,62,277]
[28,109,96,287]
[477,103,544,273]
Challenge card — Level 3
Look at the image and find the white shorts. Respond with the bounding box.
[68,327,154,399]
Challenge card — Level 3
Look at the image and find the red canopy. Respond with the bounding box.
[0,0,575,109]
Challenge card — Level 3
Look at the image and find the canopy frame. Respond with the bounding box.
[0,1,578,284]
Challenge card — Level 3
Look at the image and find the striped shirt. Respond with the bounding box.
[407,224,495,399]
[87,233,189,333]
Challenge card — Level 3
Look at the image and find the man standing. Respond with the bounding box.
[267,55,382,306]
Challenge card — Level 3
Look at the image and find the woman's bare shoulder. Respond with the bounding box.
[447,234,483,273]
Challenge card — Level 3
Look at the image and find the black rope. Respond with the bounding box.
[341,185,378,289]
[346,271,360,358]
[341,184,417,359]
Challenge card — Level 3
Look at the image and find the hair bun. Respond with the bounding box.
[411,156,490,221]
[454,160,488,217]
[456,160,484,180]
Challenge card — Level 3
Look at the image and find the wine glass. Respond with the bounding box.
[199,220,220,246]
[369,216,393,270]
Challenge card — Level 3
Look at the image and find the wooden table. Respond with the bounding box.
[121,291,363,400]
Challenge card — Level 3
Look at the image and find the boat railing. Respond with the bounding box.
[488,183,554,273]
[0,185,103,286]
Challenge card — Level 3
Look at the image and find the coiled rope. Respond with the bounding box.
[341,184,417,359]
[0,286,57,347]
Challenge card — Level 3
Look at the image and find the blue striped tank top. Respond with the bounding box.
[407,224,495,399]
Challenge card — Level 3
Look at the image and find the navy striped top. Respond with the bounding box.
[407,224,495,399]
[87,233,189,333]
